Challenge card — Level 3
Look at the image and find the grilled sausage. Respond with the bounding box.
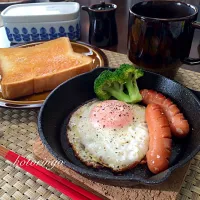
[146,103,172,174]
[140,89,189,138]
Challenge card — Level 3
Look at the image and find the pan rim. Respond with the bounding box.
[38,67,200,185]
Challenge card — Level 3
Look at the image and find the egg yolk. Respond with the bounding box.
[90,100,133,129]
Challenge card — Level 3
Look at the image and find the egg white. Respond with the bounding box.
[67,100,149,172]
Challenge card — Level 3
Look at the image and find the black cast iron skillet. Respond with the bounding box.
[38,67,200,186]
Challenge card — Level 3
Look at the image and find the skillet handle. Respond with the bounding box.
[189,89,200,101]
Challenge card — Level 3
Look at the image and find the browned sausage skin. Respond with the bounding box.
[146,104,172,174]
[140,89,189,138]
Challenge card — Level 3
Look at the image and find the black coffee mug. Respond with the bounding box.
[128,1,200,78]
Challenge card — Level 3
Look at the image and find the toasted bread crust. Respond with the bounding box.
[1,79,34,100]
[0,37,93,99]
[34,57,93,93]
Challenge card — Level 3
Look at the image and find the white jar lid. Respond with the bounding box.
[1,2,80,23]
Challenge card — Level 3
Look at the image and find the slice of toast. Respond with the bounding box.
[0,37,93,99]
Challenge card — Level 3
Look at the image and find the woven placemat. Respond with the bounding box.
[33,137,190,200]
[0,50,200,200]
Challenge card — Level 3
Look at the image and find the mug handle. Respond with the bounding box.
[82,5,89,12]
[183,21,200,65]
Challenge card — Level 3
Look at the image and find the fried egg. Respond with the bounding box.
[67,99,149,172]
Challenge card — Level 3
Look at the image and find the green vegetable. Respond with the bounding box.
[94,64,144,103]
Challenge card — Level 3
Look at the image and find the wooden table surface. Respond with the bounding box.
[0,0,200,72]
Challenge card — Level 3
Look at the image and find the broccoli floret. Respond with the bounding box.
[94,64,144,103]
[115,64,144,103]
[94,70,131,102]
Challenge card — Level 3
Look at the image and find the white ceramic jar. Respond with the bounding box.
[1,2,81,43]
